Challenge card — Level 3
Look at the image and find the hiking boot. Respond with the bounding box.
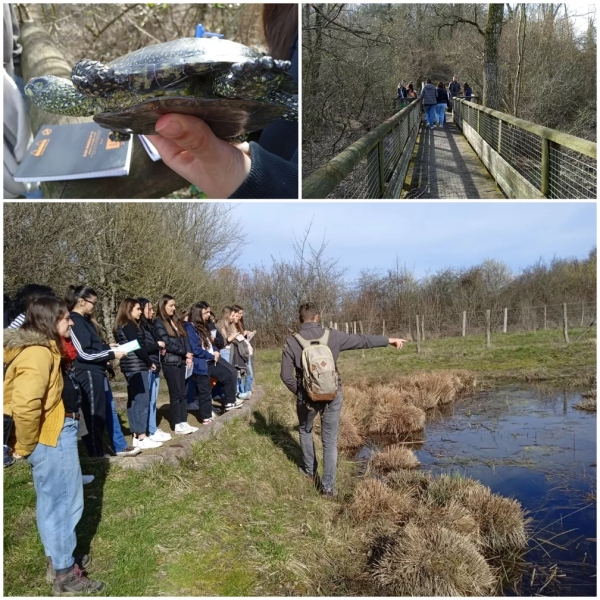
[321,488,338,498]
[46,555,91,582]
[51,564,104,596]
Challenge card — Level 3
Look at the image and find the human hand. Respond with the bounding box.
[389,338,408,349]
[109,343,119,348]
[157,341,166,348]
[186,357,193,367]
[186,353,193,359]
[147,114,252,199]
[214,351,220,363]
[113,350,126,360]
[151,364,157,372]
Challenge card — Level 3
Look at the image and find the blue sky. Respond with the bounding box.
[232,202,596,280]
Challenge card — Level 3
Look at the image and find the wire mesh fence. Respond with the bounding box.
[325,302,596,340]
[452,98,596,199]
[303,99,423,199]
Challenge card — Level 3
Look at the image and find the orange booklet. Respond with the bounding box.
[14,122,132,182]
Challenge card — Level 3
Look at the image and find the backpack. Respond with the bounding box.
[293,329,338,401]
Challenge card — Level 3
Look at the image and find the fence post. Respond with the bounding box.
[382,319,386,337]
[498,119,502,156]
[329,321,333,329]
[421,316,425,341]
[544,304,547,329]
[486,310,491,347]
[581,301,585,327]
[541,136,549,196]
[377,140,386,196]
[359,321,365,358]
[334,322,338,330]
[563,303,569,343]
[462,311,467,337]
[416,315,421,353]
[345,322,349,334]
[503,307,508,333]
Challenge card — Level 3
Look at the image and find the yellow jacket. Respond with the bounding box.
[3,328,65,456]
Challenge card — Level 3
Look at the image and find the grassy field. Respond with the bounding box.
[3,328,595,596]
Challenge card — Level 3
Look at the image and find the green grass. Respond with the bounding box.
[3,328,595,596]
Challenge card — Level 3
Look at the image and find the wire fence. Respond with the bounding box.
[324,302,597,340]
[453,99,597,199]
[303,99,422,199]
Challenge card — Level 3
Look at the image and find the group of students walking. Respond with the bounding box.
[3,283,254,595]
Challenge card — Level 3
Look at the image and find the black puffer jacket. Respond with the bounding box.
[140,319,161,373]
[154,317,191,366]
[114,323,154,374]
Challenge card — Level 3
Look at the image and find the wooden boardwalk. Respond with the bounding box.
[403,113,506,199]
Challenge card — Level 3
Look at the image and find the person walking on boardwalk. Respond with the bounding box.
[464,82,472,99]
[421,78,438,129]
[436,82,449,127]
[280,302,407,497]
[449,76,461,100]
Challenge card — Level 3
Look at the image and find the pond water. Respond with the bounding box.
[413,385,597,596]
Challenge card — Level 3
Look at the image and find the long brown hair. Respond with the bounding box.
[113,298,140,336]
[157,294,186,337]
[21,296,69,347]
[190,302,212,350]
[232,304,245,333]
[262,4,297,60]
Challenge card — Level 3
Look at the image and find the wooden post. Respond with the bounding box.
[563,303,569,343]
[334,322,338,330]
[544,304,547,329]
[485,310,491,347]
[353,321,357,335]
[329,321,333,329]
[503,307,508,333]
[462,311,467,337]
[541,136,549,196]
[421,316,425,341]
[382,319,386,337]
[345,322,349,334]
[359,321,365,358]
[415,315,421,353]
[19,22,188,199]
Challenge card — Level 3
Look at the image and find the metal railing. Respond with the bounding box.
[453,99,597,199]
[303,99,423,199]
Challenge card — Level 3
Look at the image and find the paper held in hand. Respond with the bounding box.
[113,340,141,354]
[185,363,193,379]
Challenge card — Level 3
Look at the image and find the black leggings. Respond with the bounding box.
[190,375,213,420]
[162,364,188,427]
[208,360,237,408]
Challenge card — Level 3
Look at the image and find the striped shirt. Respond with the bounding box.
[7,313,25,329]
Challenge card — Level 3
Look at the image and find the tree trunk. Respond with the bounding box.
[482,4,504,109]
[513,4,527,117]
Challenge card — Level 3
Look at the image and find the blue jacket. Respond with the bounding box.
[184,322,214,376]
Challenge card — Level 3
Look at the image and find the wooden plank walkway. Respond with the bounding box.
[403,113,506,199]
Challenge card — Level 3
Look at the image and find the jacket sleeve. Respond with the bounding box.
[10,347,53,455]
[122,323,153,368]
[229,143,298,200]
[280,337,298,395]
[184,324,214,360]
[335,330,389,353]
[70,326,115,364]
[154,318,187,357]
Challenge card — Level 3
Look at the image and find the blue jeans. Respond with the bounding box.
[436,103,446,125]
[147,371,160,435]
[238,359,253,393]
[296,389,342,492]
[27,418,83,573]
[104,378,128,453]
[425,104,436,127]
[220,347,230,363]
[125,371,150,435]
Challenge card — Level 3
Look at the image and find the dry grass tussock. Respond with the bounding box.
[426,473,488,506]
[368,401,426,437]
[462,487,529,553]
[341,386,374,431]
[575,388,597,412]
[368,445,420,474]
[373,523,497,596]
[337,412,365,451]
[384,469,432,500]
[346,478,414,524]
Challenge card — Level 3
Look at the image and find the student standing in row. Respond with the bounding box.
[113,299,167,449]
[66,286,139,457]
[154,295,198,435]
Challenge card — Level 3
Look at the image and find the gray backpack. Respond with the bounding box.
[293,329,338,401]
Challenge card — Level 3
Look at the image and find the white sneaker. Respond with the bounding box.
[237,392,251,400]
[187,402,200,411]
[182,422,199,433]
[212,411,219,419]
[174,423,192,434]
[149,430,171,442]
[135,436,163,449]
